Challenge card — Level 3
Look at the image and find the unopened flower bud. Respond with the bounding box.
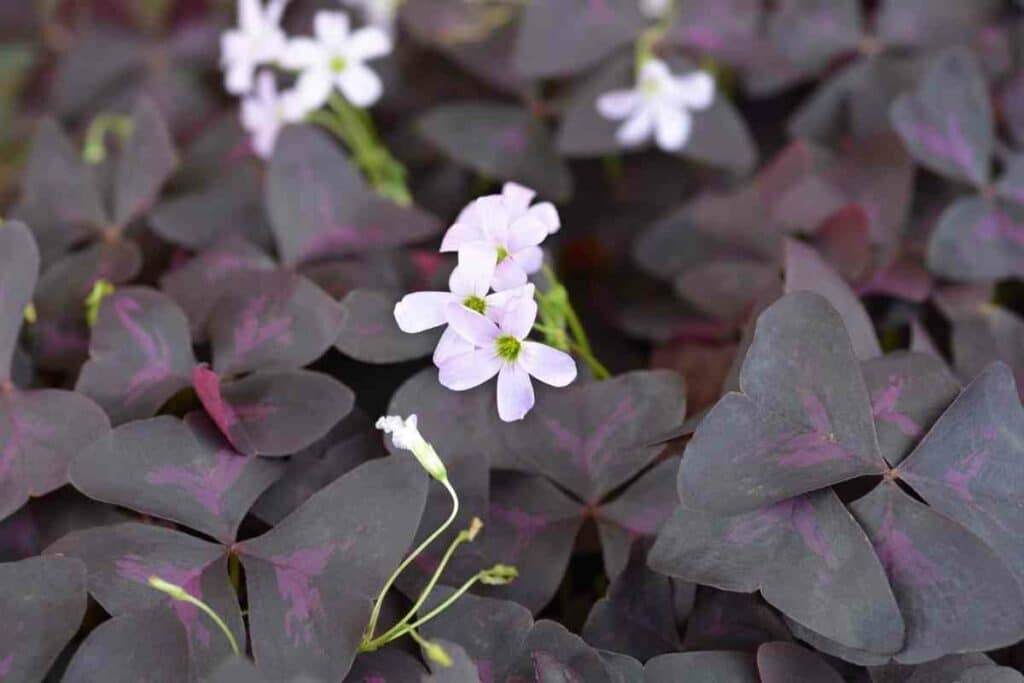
[376,414,448,482]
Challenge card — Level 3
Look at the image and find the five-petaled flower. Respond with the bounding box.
[440,183,560,292]
[596,59,714,152]
[241,71,301,158]
[221,0,289,95]
[438,293,577,422]
[281,11,392,114]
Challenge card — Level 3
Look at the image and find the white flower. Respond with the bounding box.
[221,0,289,95]
[342,0,398,34]
[241,71,302,158]
[440,183,560,292]
[596,59,714,152]
[394,247,533,365]
[438,292,577,422]
[281,10,392,115]
[376,414,447,481]
[639,0,671,19]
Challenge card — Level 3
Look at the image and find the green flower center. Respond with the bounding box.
[496,246,509,263]
[330,55,348,73]
[640,77,660,96]
[495,334,522,362]
[463,295,487,314]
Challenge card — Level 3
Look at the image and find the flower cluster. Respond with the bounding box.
[220,0,392,157]
[394,183,577,422]
[597,58,714,152]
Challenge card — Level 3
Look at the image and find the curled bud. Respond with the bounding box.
[147,575,188,600]
[467,516,484,541]
[84,279,115,326]
[479,564,518,586]
[376,414,448,482]
[419,637,453,667]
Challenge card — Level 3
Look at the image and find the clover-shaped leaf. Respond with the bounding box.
[644,651,759,682]
[334,288,440,364]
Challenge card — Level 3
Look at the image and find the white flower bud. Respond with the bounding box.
[376,414,448,482]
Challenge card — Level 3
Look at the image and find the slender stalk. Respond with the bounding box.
[147,576,239,655]
[363,478,459,641]
[228,553,241,593]
[399,572,484,633]
[634,0,678,74]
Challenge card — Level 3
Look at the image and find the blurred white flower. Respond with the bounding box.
[440,183,560,291]
[438,292,576,422]
[376,414,448,481]
[241,71,301,158]
[281,10,392,115]
[342,0,399,34]
[596,59,714,152]
[221,0,289,95]
[639,0,671,19]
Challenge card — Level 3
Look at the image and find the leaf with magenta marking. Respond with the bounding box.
[505,620,624,683]
[679,292,888,515]
[70,413,283,543]
[266,125,441,267]
[236,456,427,681]
[112,97,178,227]
[46,522,242,678]
[681,589,792,653]
[334,288,441,364]
[766,0,862,74]
[927,196,1024,281]
[0,555,87,682]
[75,287,198,424]
[891,49,993,186]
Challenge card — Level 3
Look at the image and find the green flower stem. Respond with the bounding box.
[147,576,239,655]
[82,113,134,164]
[309,92,412,206]
[400,572,486,634]
[538,265,610,380]
[363,477,459,642]
[366,518,481,649]
[228,552,241,594]
[634,0,678,73]
[407,628,452,667]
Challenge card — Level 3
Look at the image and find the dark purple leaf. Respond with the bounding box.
[757,641,844,683]
[266,125,441,266]
[10,120,104,262]
[896,364,1024,584]
[0,488,130,562]
[863,352,960,467]
[681,589,792,653]
[675,259,780,323]
[665,0,761,67]
[498,371,684,503]
[50,24,143,120]
[679,292,887,515]
[422,640,480,683]
[420,589,534,680]
[644,651,758,683]
[505,619,621,683]
[902,655,1024,683]
[236,456,428,682]
[877,0,1002,50]
[334,288,440,364]
[0,222,37,382]
[582,541,680,660]
[650,489,904,655]
[417,103,572,201]
[0,388,110,521]
[891,49,992,186]
[71,413,284,543]
[596,458,680,578]
[950,305,1024,393]
[0,555,87,682]
[928,196,1024,281]
[767,0,862,73]
[112,97,177,227]
[784,238,881,360]
[62,607,191,683]
[193,366,355,457]
[474,471,583,613]
[206,656,273,683]
[557,55,757,173]
[251,410,380,525]
[344,649,426,682]
[159,236,276,341]
[208,270,343,376]
[514,0,645,79]
[46,522,242,678]
[849,480,1024,663]
[75,287,197,424]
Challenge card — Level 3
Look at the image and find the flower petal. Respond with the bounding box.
[654,105,691,152]
[336,63,383,107]
[499,292,538,340]
[281,37,326,70]
[439,220,484,252]
[511,245,543,275]
[497,363,535,422]
[475,196,512,242]
[616,107,654,148]
[507,214,550,252]
[446,302,500,347]
[291,68,333,115]
[527,202,561,234]
[433,326,474,366]
[675,70,715,109]
[450,245,498,297]
[225,62,255,96]
[519,341,577,387]
[394,291,454,333]
[439,348,501,391]
[596,89,640,120]
[502,182,536,217]
[346,26,393,61]
[492,259,528,292]
[314,11,351,46]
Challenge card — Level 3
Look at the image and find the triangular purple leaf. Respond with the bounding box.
[644,651,759,683]
[112,97,178,227]
[757,641,844,683]
[335,288,440,364]
[0,222,38,382]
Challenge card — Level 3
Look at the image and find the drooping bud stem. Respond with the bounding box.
[147,576,240,655]
[84,279,115,327]
[82,114,134,164]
